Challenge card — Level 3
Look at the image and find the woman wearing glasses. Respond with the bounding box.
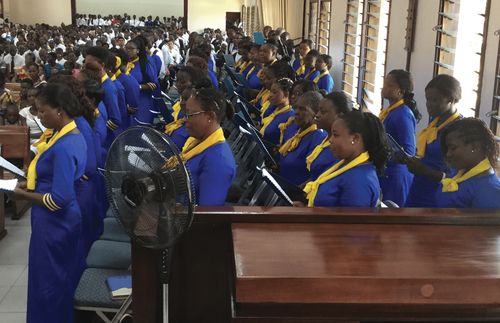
[181,88,236,205]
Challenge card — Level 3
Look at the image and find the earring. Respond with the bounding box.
[351,140,355,145]
[58,112,61,116]
[471,149,475,153]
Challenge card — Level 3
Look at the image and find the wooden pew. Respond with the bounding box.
[4,83,21,103]
[131,207,500,323]
[0,125,31,220]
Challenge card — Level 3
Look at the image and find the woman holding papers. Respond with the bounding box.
[307,92,351,180]
[405,75,462,207]
[13,83,87,323]
[278,91,326,185]
[435,118,500,208]
[300,111,389,207]
[378,70,419,207]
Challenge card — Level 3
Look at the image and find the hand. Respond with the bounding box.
[146,82,157,91]
[405,156,429,176]
[292,201,306,207]
[16,181,27,190]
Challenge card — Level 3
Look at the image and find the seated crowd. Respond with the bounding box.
[0,14,497,322]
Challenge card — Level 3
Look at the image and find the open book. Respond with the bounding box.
[106,275,132,299]
[386,133,411,163]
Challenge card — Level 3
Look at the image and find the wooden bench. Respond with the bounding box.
[129,206,500,323]
[0,125,31,220]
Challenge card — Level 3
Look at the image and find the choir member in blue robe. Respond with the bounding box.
[245,45,263,90]
[299,49,319,80]
[292,39,312,77]
[125,39,159,125]
[378,70,419,207]
[435,118,500,208]
[182,88,236,205]
[314,54,334,93]
[260,78,295,146]
[14,83,87,323]
[278,92,327,185]
[308,92,351,180]
[298,111,389,207]
[405,74,463,207]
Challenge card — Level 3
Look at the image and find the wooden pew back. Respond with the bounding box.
[0,125,30,165]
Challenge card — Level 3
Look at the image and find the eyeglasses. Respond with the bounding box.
[184,111,207,119]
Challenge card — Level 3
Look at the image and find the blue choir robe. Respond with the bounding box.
[309,145,338,181]
[129,61,159,124]
[27,132,86,323]
[306,69,320,81]
[75,117,100,258]
[292,58,303,75]
[169,124,189,151]
[242,62,254,79]
[313,163,380,207]
[246,66,262,90]
[95,101,108,167]
[102,77,122,148]
[117,72,141,118]
[185,142,236,205]
[278,129,327,185]
[262,110,295,146]
[435,171,500,208]
[316,73,334,93]
[208,70,219,89]
[379,105,416,207]
[405,117,461,207]
[112,79,129,133]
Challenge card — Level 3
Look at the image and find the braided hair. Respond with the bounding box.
[388,69,421,122]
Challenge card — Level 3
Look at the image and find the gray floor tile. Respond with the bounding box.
[4,210,31,227]
[13,266,27,287]
[0,227,30,266]
[0,286,27,313]
[0,266,25,287]
[0,312,26,323]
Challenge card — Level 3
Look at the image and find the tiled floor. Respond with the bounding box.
[0,210,30,323]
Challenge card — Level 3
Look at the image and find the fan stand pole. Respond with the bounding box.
[161,248,173,323]
[111,292,133,323]
[163,284,169,323]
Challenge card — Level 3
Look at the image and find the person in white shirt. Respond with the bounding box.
[4,45,25,69]
[167,40,181,65]
[23,41,40,61]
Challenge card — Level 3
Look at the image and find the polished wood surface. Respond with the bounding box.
[130,207,500,322]
[232,222,500,320]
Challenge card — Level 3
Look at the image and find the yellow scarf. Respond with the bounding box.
[172,100,182,121]
[379,99,404,122]
[245,64,257,80]
[165,119,184,135]
[101,73,109,83]
[33,129,55,148]
[125,57,139,75]
[115,56,122,69]
[313,70,329,83]
[304,68,316,79]
[251,88,270,105]
[441,158,492,192]
[306,137,330,171]
[279,116,295,145]
[27,121,77,190]
[94,108,100,118]
[295,58,305,75]
[237,60,250,73]
[182,127,225,161]
[112,69,122,81]
[260,104,292,136]
[303,151,370,207]
[279,124,317,156]
[416,112,460,157]
[260,100,272,117]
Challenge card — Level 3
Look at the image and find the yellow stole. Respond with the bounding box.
[237,60,250,73]
[379,99,404,123]
[182,127,225,161]
[260,100,272,117]
[101,73,109,83]
[251,88,270,106]
[416,112,460,157]
[260,104,292,136]
[306,137,330,171]
[441,158,492,192]
[165,119,184,135]
[279,124,317,156]
[295,58,305,75]
[172,100,182,121]
[303,151,370,207]
[279,116,295,145]
[313,70,329,83]
[304,68,316,79]
[245,63,257,80]
[125,57,139,75]
[112,69,122,81]
[27,121,77,190]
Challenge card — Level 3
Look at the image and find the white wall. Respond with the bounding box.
[188,0,243,33]
[6,0,72,25]
[76,0,184,19]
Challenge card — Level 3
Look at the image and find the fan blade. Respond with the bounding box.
[124,145,151,153]
[127,151,153,173]
[140,133,169,159]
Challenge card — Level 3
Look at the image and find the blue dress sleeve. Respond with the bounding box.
[121,75,140,109]
[45,141,87,210]
[384,106,416,156]
[102,80,122,131]
[317,75,334,93]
